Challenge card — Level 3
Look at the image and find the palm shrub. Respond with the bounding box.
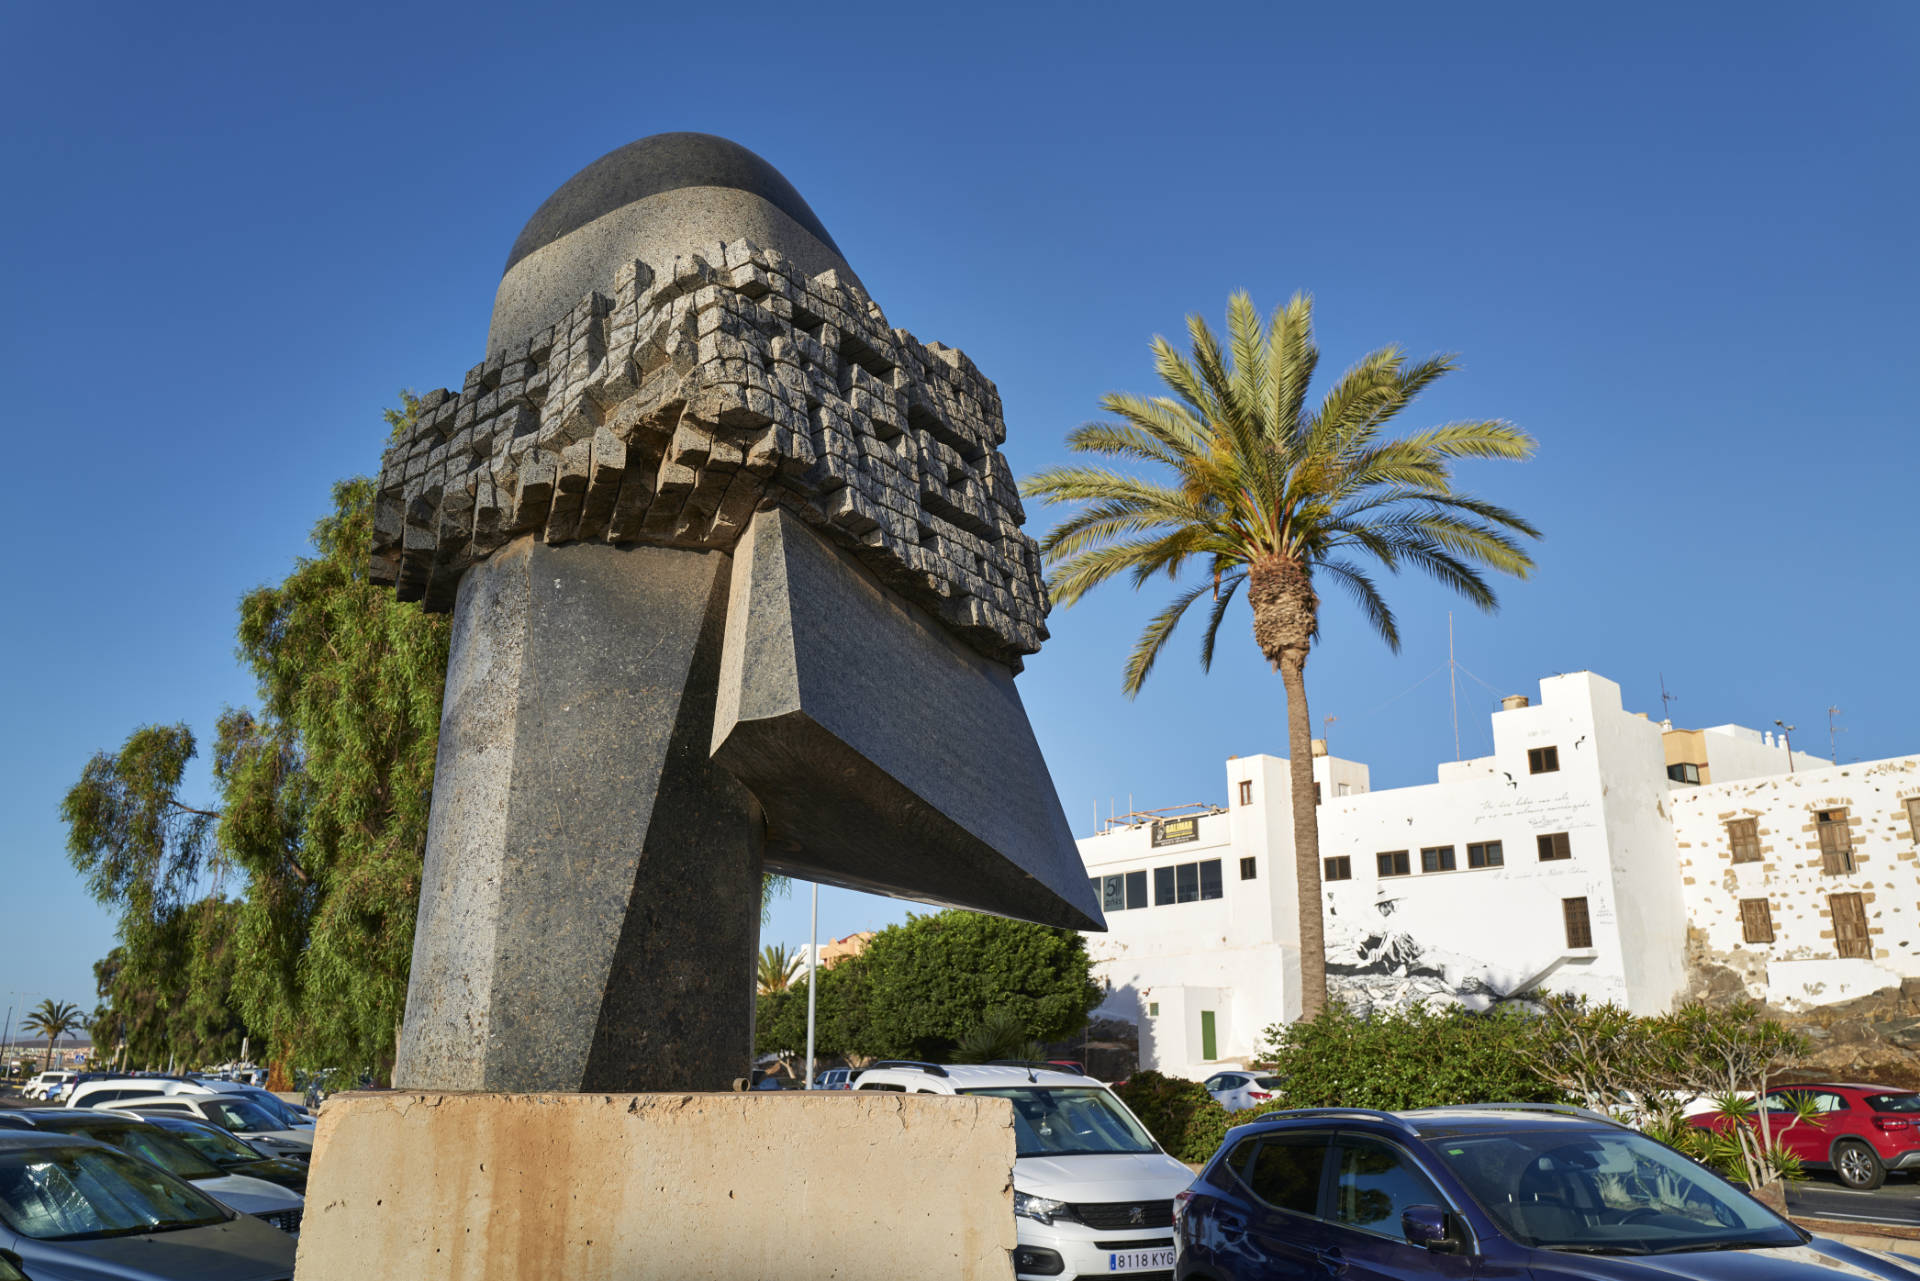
[1024,294,1539,1015]
[23,1000,84,1074]
[954,1008,1046,1064]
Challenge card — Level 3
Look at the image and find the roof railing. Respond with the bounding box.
[985,1060,1085,1075]
[1239,1107,1421,1133]
[864,1060,949,1077]
[1416,1102,1630,1129]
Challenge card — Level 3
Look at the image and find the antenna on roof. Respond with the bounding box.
[1448,613,1460,762]
[1827,706,1845,763]
[1659,673,1678,721]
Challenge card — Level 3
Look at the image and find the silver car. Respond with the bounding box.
[0,1130,295,1280]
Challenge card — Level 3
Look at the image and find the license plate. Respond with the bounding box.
[1108,1248,1175,1271]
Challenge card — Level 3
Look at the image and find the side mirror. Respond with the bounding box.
[1402,1204,1460,1253]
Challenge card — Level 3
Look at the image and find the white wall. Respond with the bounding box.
[1671,756,1920,1009]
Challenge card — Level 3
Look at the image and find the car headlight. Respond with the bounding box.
[1013,1191,1070,1226]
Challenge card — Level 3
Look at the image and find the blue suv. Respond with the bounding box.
[1174,1105,1920,1281]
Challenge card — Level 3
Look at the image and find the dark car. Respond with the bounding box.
[139,1114,309,1194]
[0,1129,296,1281]
[1175,1104,1920,1281]
[1689,1083,1919,1190]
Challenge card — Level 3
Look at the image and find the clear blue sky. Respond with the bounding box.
[4,1,1915,1017]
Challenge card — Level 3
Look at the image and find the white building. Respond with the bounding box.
[1079,671,1830,1078]
[1672,756,1920,1009]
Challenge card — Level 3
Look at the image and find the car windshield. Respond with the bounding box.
[961,1087,1159,1157]
[151,1122,263,1168]
[200,1099,284,1134]
[235,1090,304,1126]
[1431,1128,1802,1254]
[1867,1094,1920,1113]
[59,1126,223,1182]
[1255,1077,1285,1090]
[0,1145,229,1241]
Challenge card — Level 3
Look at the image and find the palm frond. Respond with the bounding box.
[1199,571,1246,671]
[1122,579,1214,696]
[1317,558,1402,652]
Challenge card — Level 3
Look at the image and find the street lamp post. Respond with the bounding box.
[804,882,818,1090]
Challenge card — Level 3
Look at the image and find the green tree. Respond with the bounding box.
[953,1008,1046,1064]
[850,910,1101,1061]
[23,999,83,1074]
[1024,295,1539,1016]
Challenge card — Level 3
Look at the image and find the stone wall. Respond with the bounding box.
[372,239,1047,666]
[294,1091,1018,1280]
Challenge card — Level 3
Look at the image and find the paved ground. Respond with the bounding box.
[1787,1170,1920,1227]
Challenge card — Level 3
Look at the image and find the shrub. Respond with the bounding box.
[1262,1003,1564,1110]
[1113,1071,1233,1163]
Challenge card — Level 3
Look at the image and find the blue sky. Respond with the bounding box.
[3,1,1915,1018]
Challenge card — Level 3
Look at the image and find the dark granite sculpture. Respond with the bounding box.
[375,133,1101,1093]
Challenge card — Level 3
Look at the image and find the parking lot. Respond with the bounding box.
[1788,1170,1920,1227]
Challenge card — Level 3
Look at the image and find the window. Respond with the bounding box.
[1817,809,1854,874]
[1829,892,1871,959]
[1739,898,1775,944]
[1199,859,1224,900]
[1420,845,1456,873]
[1563,897,1593,949]
[1907,797,1920,842]
[1154,866,1176,906]
[1467,841,1504,868]
[1727,819,1761,864]
[1323,856,1352,882]
[858,1082,906,1092]
[1243,1134,1333,1216]
[1158,858,1225,904]
[1668,762,1702,784]
[1528,746,1560,774]
[1238,779,1254,806]
[1537,832,1572,861]
[1376,850,1411,878]
[1240,856,1258,880]
[1148,1002,1159,1016]
[1177,863,1199,902]
[1332,1136,1444,1241]
[1098,871,1150,912]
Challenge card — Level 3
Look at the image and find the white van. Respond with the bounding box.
[849,1061,1193,1279]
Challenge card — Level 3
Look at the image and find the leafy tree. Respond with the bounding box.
[953,1008,1046,1064]
[87,899,249,1070]
[851,911,1101,1061]
[1024,295,1539,1015]
[23,1000,83,1074]
[1111,1071,1233,1163]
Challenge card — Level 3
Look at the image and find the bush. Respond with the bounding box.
[1112,1071,1234,1163]
[1263,1003,1564,1110]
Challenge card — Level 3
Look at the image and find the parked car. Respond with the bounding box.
[139,1114,309,1194]
[67,1077,311,1131]
[850,1061,1192,1280]
[1689,1081,1920,1190]
[811,1068,858,1090]
[1204,1070,1286,1112]
[97,1095,314,1160]
[0,1109,302,1234]
[1175,1103,1913,1281]
[21,1072,77,1102]
[0,1128,296,1279]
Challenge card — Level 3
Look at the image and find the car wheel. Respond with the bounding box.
[1833,1140,1885,1191]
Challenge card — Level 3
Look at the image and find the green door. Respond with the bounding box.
[1200,1010,1217,1061]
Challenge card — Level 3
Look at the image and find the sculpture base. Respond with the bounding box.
[293,1091,1016,1280]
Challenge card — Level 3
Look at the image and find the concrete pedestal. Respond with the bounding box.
[397,537,762,1093]
[293,1091,1017,1281]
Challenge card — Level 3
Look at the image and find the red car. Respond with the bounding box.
[1691,1082,1920,1189]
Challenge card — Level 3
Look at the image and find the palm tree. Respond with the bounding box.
[1023,293,1539,1019]
[24,999,84,1074]
[757,943,805,995]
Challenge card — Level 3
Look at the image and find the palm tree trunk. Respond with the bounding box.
[1278,651,1328,1020]
[1248,556,1329,1021]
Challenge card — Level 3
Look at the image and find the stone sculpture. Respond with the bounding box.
[371,133,1101,1093]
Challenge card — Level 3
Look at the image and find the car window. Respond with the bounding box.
[1242,1133,1330,1216]
[0,1145,227,1241]
[1331,1136,1444,1241]
[202,1099,281,1133]
[133,1102,192,1114]
[1810,1092,1847,1112]
[1867,1093,1920,1113]
[857,1082,905,1092]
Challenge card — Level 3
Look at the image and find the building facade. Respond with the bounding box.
[1079,671,1835,1077]
[1672,757,1920,1009]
